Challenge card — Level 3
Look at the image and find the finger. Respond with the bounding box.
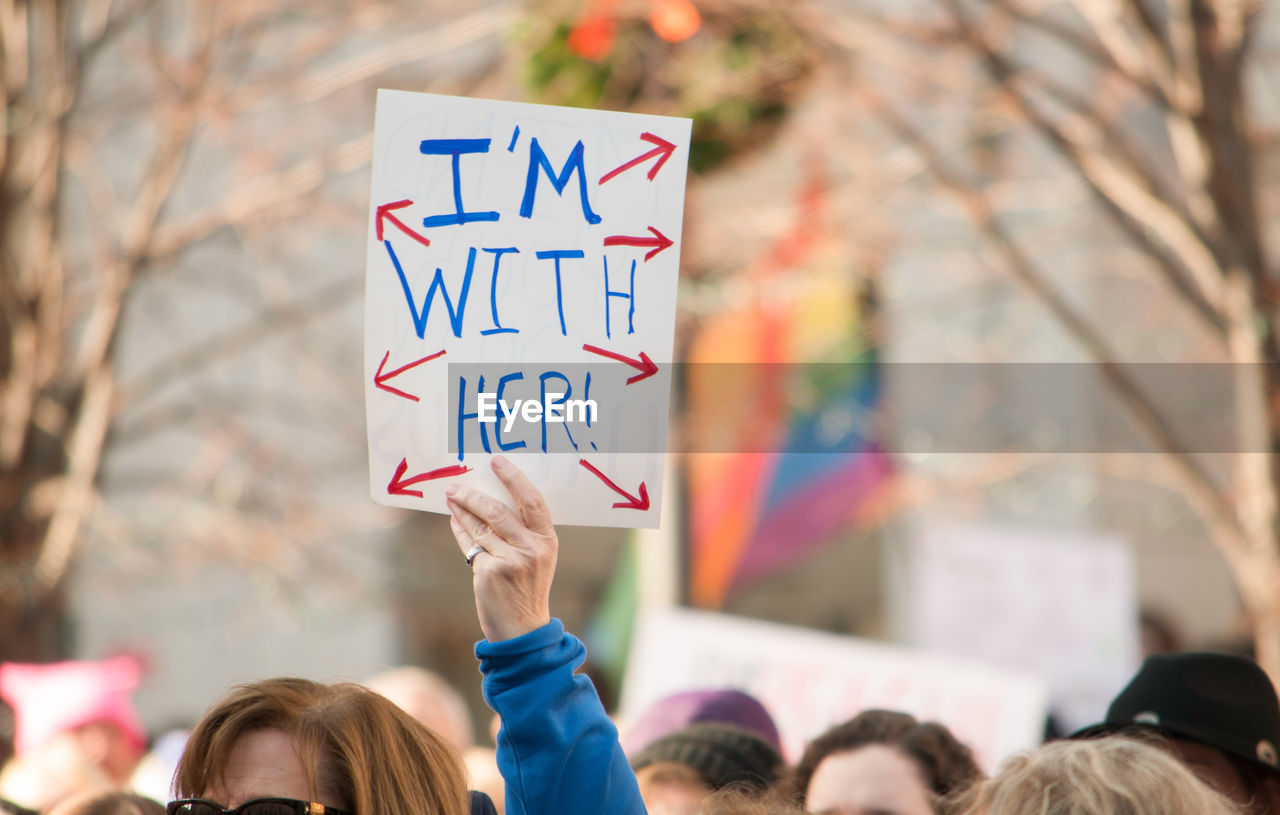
[446,483,528,543]
[490,456,554,535]
[448,514,474,557]
[447,497,518,560]
[449,514,492,567]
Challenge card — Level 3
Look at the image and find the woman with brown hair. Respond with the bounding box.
[167,455,635,815]
[789,709,980,815]
[169,677,472,815]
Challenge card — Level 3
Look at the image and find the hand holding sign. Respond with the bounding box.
[447,456,557,642]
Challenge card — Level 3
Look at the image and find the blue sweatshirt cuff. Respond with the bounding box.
[475,618,564,659]
[476,619,584,696]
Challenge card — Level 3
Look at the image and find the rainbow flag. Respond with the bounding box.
[587,169,892,666]
[686,275,892,609]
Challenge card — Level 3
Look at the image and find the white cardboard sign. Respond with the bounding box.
[364,90,690,528]
[622,608,1049,771]
[907,523,1140,733]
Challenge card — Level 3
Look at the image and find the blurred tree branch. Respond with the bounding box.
[787,0,1280,679]
[0,0,505,659]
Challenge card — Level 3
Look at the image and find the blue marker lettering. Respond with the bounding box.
[419,138,500,227]
[520,138,602,225]
[494,372,528,452]
[456,374,491,461]
[386,240,476,339]
[539,371,577,453]
[480,247,520,336]
[602,256,637,339]
[535,249,584,335]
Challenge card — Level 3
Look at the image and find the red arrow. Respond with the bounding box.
[604,226,674,262]
[581,344,659,385]
[579,459,650,510]
[598,132,677,185]
[374,349,446,402]
[388,458,471,498]
[376,199,432,248]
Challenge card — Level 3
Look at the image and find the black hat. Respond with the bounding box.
[630,722,783,793]
[1070,652,1280,772]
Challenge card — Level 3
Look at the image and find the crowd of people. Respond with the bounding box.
[3,456,1280,815]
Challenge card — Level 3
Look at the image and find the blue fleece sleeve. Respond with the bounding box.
[476,619,646,815]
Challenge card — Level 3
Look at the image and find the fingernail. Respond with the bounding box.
[492,456,508,471]
[445,484,460,497]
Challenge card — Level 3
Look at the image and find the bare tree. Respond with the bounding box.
[775,0,1280,679]
[0,0,511,660]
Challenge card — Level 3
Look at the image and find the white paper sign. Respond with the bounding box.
[907,523,1140,733]
[622,608,1049,771]
[364,90,691,528]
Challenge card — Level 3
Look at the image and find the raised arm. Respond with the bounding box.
[446,456,646,815]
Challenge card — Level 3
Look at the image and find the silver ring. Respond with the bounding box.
[465,544,486,566]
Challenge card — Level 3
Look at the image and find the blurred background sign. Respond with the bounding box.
[903,523,1140,734]
[622,607,1049,772]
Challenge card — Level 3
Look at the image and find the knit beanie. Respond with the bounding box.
[630,723,783,793]
[621,688,782,756]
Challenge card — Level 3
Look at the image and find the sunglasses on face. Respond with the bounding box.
[167,799,352,815]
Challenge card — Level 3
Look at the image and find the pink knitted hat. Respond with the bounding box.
[0,656,147,755]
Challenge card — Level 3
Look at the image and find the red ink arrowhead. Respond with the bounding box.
[387,458,471,498]
[374,349,446,402]
[598,133,678,185]
[579,459,651,510]
[603,226,674,262]
[581,344,660,385]
[376,199,432,248]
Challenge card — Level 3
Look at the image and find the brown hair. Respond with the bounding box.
[944,736,1243,815]
[700,787,805,815]
[174,677,468,815]
[789,709,980,808]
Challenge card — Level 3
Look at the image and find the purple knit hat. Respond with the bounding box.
[622,689,782,756]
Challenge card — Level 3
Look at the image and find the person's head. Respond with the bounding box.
[631,723,785,814]
[791,709,980,815]
[173,677,469,815]
[0,657,147,787]
[1070,652,1280,813]
[947,736,1242,815]
[363,667,474,752]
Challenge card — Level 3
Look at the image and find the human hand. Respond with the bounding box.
[446,456,558,642]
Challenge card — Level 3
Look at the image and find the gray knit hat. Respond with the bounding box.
[630,722,783,793]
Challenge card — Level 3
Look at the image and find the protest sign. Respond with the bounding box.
[365,90,690,528]
[905,522,1140,733]
[622,608,1049,771]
